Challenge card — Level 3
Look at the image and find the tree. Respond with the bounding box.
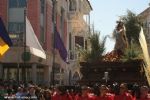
[80,32,106,62]
[121,42,142,62]
[121,10,141,44]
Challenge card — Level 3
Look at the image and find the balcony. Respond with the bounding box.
[68,17,89,35]
[54,73,64,80]
[9,33,24,46]
[68,50,78,61]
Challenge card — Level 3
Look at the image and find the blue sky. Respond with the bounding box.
[90,0,150,53]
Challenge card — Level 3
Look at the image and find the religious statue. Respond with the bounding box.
[113,20,128,55]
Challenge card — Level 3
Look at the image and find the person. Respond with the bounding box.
[26,85,38,100]
[51,87,61,100]
[43,89,51,100]
[0,83,8,100]
[138,85,150,100]
[113,20,128,55]
[96,85,114,100]
[75,86,97,100]
[114,83,133,100]
[16,87,24,100]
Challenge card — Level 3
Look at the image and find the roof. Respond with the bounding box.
[87,0,93,10]
[138,7,150,16]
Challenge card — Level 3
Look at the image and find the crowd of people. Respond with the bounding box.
[0,79,150,100]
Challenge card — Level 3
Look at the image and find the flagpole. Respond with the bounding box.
[52,0,57,86]
[17,37,20,84]
[22,8,27,83]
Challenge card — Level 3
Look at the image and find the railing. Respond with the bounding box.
[68,50,78,61]
[68,48,86,62]
[9,33,24,46]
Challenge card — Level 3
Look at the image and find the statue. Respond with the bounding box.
[113,20,128,55]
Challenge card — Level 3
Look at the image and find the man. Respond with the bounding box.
[138,85,150,100]
[96,85,114,100]
[26,85,38,100]
[51,87,61,100]
[75,86,97,100]
[0,83,7,100]
[16,87,24,100]
[114,83,133,100]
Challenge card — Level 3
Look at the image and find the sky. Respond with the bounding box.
[90,0,150,53]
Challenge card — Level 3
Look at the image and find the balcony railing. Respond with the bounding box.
[68,48,86,62]
[9,33,24,46]
[68,50,78,61]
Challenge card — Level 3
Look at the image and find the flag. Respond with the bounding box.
[139,27,150,67]
[54,29,67,62]
[139,27,150,85]
[0,17,12,57]
[26,17,46,59]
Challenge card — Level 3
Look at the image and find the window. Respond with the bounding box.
[54,63,61,73]
[40,26,44,45]
[8,22,24,33]
[18,0,26,7]
[69,33,74,60]
[37,68,44,84]
[73,72,80,80]
[61,68,64,73]
[69,33,72,50]
[54,67,60,73]
[9,0,17,8]
[8,22,24,46]
[69,0,77,11]
[40,0,45,44]
[54,80,60,85]
[75,36,84,47]
[9,0,26,8]
[85,40,87,49]
[40,0,45,14]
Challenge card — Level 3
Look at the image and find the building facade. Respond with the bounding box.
[139,7,150,55]
[67,0,92,85]
[0,0,54,86]
[0,0,92,86]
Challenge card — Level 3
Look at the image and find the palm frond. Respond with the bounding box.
[121,43,142,62]
[79,32,106,62]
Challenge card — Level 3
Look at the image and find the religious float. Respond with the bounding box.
[79,50,148,86]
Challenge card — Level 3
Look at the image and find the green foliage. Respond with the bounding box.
[121,43,142,62]
[121,10,141,44]
[80,32,106,62]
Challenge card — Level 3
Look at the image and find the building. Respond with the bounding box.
[51,0,69,85]
[67,0,92,85]
[0,0,54,86]
[139,6,150,55]
[50,0,92,85]
[0,0,92,86]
